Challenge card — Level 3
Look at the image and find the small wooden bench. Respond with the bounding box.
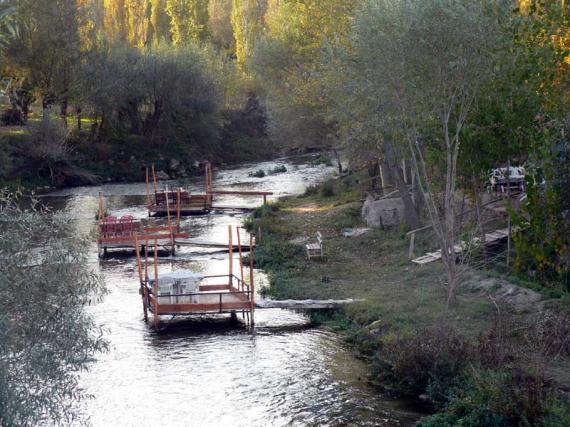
[306,231,324,260]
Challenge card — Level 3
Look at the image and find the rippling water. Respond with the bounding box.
[43,158,422,426]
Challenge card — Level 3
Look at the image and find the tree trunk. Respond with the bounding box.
[76,106,82,131]
[60,97,69,128]
[333,148,342,174]
[381,156,421,230]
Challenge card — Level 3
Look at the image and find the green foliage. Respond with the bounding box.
[166,0,209,44]
[513,129,570,290]
[320,180,335,197]
[268,164,287,174]
[249,168,266,178]
[311,153,333,167]
[0,191,106,425]
[418,370,569,427]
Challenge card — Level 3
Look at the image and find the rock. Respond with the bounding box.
[362,195,405,228]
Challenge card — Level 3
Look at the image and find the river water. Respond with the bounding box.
[44,158,422,426]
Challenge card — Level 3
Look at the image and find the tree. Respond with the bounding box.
[126,0,152,47]
[150,0,171,43]
[6,0,83,123]
[231,0,266,71]
[166,0,209,44]
[343,0,511,306]
[0,192,106,425]
[208,0,235,52]
[251,0,357,150]
[104,0,128,41]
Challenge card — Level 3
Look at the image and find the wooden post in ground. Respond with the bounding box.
[408,233,416,259]
[263,195,267,205]
[228,225,233,286]
[237,226,245,290]
[249,232,255,327]
[153,239,159,328]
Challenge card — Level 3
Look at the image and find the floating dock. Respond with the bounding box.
[146,162,273,217]
[97,194,189,257]
[136,225,257,327]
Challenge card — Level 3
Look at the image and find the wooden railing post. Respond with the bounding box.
[236,226,245,290]
[228,225,233,286]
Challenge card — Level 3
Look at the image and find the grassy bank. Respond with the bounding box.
[246,177,570,426]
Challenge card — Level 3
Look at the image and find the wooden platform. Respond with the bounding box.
[412,227,511,265]
[255,298,364,309]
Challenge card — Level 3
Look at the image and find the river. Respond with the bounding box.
[43,157,423,426]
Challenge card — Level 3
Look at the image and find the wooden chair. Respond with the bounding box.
[306,231,324,260]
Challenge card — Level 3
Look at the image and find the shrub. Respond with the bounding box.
[269,164,287,174]
[311,153,333,167]
[304,184,319,196]
[249,168,266,178]
[320,180,335,197]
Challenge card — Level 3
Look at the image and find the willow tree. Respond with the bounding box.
[345,0,511,306]
[0,193,106,425]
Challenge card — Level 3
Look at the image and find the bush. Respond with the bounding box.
[311,153,333,167]
[269,164,287,174]
[304,184,319,196]
[320,180,335,197]
[249,168,266,178]
[418,369,567,427]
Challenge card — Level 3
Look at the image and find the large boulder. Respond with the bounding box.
[362,195,405,228]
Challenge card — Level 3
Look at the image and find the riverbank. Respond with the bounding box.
[246,176,570,425]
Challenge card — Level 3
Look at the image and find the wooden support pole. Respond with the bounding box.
[263,194,267,205]
[153,239,159,327]
[135,234,143,284]
[98,192,105,223]
[249,232,255,327]
[144,238,149,282]
[165,185,174,255]
[176,188,181,232]
[228,225,233,286]
[151,164,158,194]
[145,167,151,208]
[237,226,245,289]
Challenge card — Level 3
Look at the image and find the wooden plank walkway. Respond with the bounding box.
[255,299,364,309]
[412,227,511,265]
[175,238,255,251]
